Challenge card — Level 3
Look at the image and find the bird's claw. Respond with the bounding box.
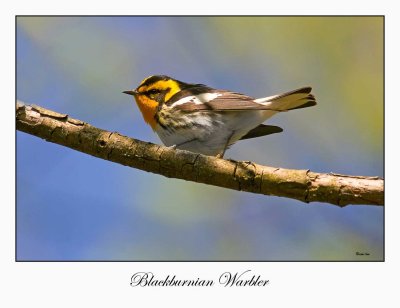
[166,144,177,150]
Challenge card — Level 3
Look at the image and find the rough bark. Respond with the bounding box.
[16,102,384,207]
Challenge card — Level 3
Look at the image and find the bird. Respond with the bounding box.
[124,75,316,158]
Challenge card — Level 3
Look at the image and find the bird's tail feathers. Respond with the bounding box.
[255,87,317,111]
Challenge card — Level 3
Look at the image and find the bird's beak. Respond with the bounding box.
[123,90,138,96]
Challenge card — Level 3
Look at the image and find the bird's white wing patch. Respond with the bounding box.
[254,94,278,104]
[171,93,221,107]
[196,93,222,102]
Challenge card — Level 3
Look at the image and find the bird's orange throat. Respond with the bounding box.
[134,96,158,129]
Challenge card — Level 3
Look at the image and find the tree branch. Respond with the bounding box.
[16,102,384,207]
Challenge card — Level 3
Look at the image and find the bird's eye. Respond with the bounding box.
[147,89,159,95]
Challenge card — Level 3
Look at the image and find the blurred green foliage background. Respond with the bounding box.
[16,16,383,260]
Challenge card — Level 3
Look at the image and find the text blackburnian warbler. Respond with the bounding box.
[124,75,316,158]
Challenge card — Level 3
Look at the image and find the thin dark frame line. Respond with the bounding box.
[15,15,385,263]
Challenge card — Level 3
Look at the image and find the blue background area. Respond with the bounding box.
[16,16,383,260]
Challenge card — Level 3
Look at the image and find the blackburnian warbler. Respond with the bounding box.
[124,75,316,158]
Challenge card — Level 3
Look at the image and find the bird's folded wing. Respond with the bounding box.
[172,87,316,112]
